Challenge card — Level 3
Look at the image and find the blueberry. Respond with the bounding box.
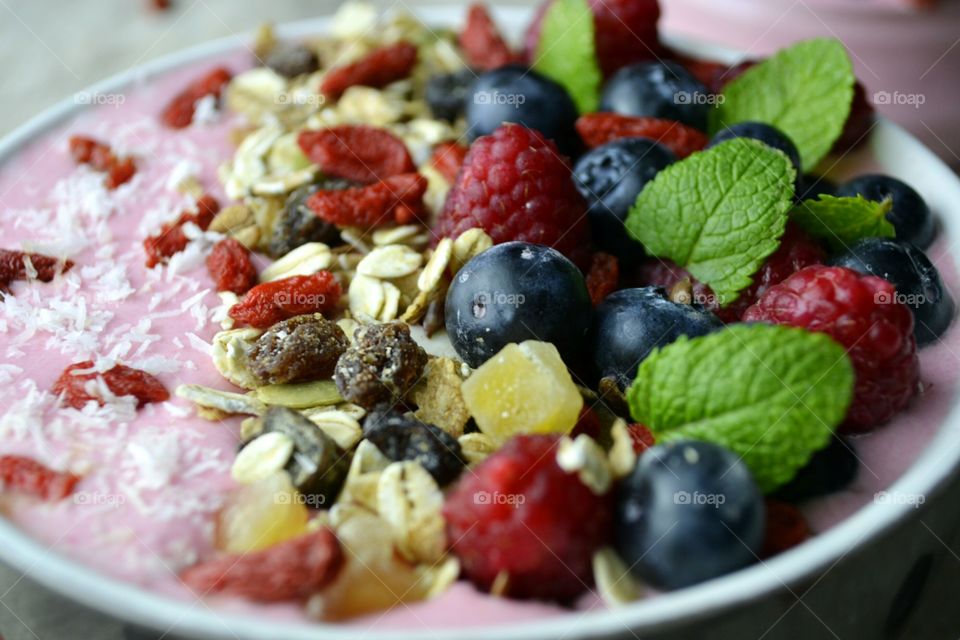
[829,238,954,346]
[591,288,723,389]
[599,61,711,131]
[707,122,802,173]
[615,440,765,591]
[573,138,676,262]
[795,173,836,203]
[772,436,859,503]
[425,69,475,123]
[466,65,579,153]
[835,175,935,248]
[445,242,592,368]
[363,409,466,485]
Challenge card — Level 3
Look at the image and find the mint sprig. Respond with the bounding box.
[626,138,795,305]
[627,324,854,492]
[792,194,895,251]
[533,0,602,113]
[712,39,856,171]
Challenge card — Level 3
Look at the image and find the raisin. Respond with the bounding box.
[0,249,73,292]
[265,43,320,78]
[320,41,418,100]
[334,322,428,409]
[430,141,469,184]
[68,135,136,189]
[0,456,80,501]
[180,528,343,602]
[571,406,602,440]
[575,113,708,159]
[228,271,342,329]
[761,499,812,558]
[425,69,475,122]
[144,194,220,267]
[297,126,415,184]
[160,66,232,129]
[306,173,428,231]
[249,313,349,385]
[423,295,446,338]
[53,361,169,409]
[268,180,351,258]
[206,237,257,294]
[363,409,466,485]
[459,3,518,71]
[586,252,619,306]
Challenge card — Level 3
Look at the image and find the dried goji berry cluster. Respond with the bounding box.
[69,135,137,189]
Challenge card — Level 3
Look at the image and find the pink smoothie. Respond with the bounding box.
[0,47,957,631]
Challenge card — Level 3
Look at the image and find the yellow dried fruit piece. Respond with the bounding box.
[216,472,308,553]
[461,341,583,444]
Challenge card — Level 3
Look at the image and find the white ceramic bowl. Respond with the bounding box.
[1,6,960,639]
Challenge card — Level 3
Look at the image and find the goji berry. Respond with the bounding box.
[627,423,655,455]
[105,157,137,189]
[181,528,343,602]
[430,141,469,183]
[0,250,73,291]
[460,4,519,71]
[576,113,708,159]
[297,126,415,184]
[571,405,602,440]
[229,271,342,329]
[306,173,428,230]
[144,194,221,268]
[761,499,812,558]
[586,251,619,306]
[53,361,170,409]
[160,66,232,129]
[68,135,137,189]
[320,42,417,100]
[207,237,257,294]
[0,456,80,501]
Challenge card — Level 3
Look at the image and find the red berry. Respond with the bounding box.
[53,361,170,409]
[0,456,80,501]
[297,125,415,184]
[0,249,73,291]
[430,141,469,184]
[181,528,343,602]
[435,124,591,265]
[105,157,137,189]
[320,42,417,100]
[743,266,919,432]
[228,272,342,329]
[678,56,757,94]
[760,499,811,558]
[206,237,257,295]
[443,435,612,602]
[575,113,708,159]
[586,251,619,306]
[571,406,602,440]
[160,67,232,129]
[306,173,428,230]
[68,135,137,189]
[460,3,519,71]
[626,423,655,454]
[144,194,220,268]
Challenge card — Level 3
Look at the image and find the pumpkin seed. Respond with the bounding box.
[253,379,342,409]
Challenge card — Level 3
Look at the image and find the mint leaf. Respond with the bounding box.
[626,138,795,305]
[627,324,854,492]
[792,194,895,251]
[533,0,602,113]
[712,39,856,171]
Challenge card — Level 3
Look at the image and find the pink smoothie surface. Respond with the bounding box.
[0,47,958,632]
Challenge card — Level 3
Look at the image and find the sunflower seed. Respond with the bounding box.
[231,431,295,484]
[557,434,613,495]
[593,547,642,606]
[259,242,332,281]
[357,245,423,279]
[211,328,263,390]
[608,418,638,480]
[175,384,266,416]
[377,461,446,564]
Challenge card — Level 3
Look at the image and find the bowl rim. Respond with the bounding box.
[1,5,960,639]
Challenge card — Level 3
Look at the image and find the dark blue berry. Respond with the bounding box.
[425,69,475,122]
[591,287,723,388]
[708,122,802,173]
[835,175,935,248]
[615,440,765,591]
[772,436,859,503]
[466,65,579,154]
[445,242,592,368]
[573,138,676,263]
[829,238,954,346]
[599,61,711,131]
[795,173,836,203]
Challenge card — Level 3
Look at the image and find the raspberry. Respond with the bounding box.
[636,222,826,322]
[586,251,619,305]
[206,237,257,295]
[0,456,80,501]
[306,173,427,230]
[68,135,137,189]
[228,272,342,329]
[435,124,591,265]
[144,194,220,267]
[460,3,518,71]
[0,249,73,292]
[627,423,655,454]
[760,499,811,558]
[575,113,708,159]
[743,266,919,432]
[320,42,418,100]
[430,141,469,183]
[181,528,343,602]
[832,81,875,153]
[160,67,232,129]
[297,126,415,184]
[53,361,169,409]
[444,435,612,602]
[524,0,661,78]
